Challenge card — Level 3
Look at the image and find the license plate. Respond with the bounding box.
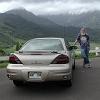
[28,72,41,79]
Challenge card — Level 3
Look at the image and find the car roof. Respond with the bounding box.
[31,37,64,41]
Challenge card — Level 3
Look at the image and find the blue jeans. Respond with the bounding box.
[81,48,90,64]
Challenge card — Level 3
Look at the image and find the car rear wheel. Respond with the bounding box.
[67,79,72,87]
[61,79,72,87]
[72,59,75,70]
[13,80,24,87]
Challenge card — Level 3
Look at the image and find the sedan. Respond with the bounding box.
[7,38,76,87]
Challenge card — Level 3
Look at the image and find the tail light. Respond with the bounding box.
[9,54,22,64]
[51,54,69,64]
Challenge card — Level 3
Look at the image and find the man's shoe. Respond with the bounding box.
[87,64,92,68]
[85,64,92,68]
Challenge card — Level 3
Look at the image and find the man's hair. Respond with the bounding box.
[80,27,88,35]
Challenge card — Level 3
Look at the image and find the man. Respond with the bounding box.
[74,28,91,68]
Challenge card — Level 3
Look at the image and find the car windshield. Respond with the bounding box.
[20,39,64,52]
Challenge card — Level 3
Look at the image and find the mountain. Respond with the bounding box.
[42,11,100,29]
[0,11,69,47]
[6,8,58,27]
[0,8,100,48]
[5,8,70,39]
[0,13,46,47]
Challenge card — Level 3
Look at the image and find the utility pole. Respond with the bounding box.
[63,23,66,40]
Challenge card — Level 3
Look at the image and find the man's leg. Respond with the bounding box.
[81,48,90,68]
[81,48,86,67]
[84,48,91,68]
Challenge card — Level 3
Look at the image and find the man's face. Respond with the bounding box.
[81,32,86,35]
[81,29,86,35]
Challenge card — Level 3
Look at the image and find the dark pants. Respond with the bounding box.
[81,48,90,65]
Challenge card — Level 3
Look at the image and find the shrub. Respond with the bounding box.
[0,49,6,56]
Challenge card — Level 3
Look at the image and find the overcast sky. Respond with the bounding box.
[0,0,100,15]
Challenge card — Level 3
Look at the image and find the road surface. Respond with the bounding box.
[0,58,100,100]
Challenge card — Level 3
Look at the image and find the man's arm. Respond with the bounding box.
[74,34,80,45]
[74,39,78,45]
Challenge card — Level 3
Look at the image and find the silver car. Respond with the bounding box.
[7,38,76,87]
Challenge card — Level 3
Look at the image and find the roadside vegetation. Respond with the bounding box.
[0,42,99,68]
[70,42,100,59]
[0,40,23,68]
[75,52,96,59]
[0,61,8,68]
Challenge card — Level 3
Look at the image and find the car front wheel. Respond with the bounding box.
[72,59,75,70]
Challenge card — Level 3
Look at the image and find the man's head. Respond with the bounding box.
[80,27,87,35]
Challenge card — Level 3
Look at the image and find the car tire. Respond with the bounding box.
[13,80,24,87]
[67,79,72,87]
[72,59,75,70]
[62,78,72,87]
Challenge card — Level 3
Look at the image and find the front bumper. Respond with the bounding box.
[7,64,72,82]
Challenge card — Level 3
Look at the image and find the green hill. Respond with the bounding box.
[0,9,100,48]
[0,12,64,47]
[6,8,58,27]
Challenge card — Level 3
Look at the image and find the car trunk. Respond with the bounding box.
[14,52,59,65]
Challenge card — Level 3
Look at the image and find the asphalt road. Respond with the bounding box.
[0,58,100,100]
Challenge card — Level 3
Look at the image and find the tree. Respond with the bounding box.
[0,49,5,56]
[16,41,21,51]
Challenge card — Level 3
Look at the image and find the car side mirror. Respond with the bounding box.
[68,46,78,51]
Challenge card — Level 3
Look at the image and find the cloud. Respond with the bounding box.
[0,0,12,2]
[0,0,100,3]
[0,0,100,15]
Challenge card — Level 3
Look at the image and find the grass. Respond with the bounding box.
[75,52,96,59]
[0,52,96,68]
[69,42,100,50]
[69,42,100,59]
[0,41,99,68]
[0,61,8,68]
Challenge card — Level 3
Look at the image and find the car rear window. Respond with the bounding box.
[20,39,64,52]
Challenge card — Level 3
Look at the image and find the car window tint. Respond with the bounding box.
[21,39,64,51]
